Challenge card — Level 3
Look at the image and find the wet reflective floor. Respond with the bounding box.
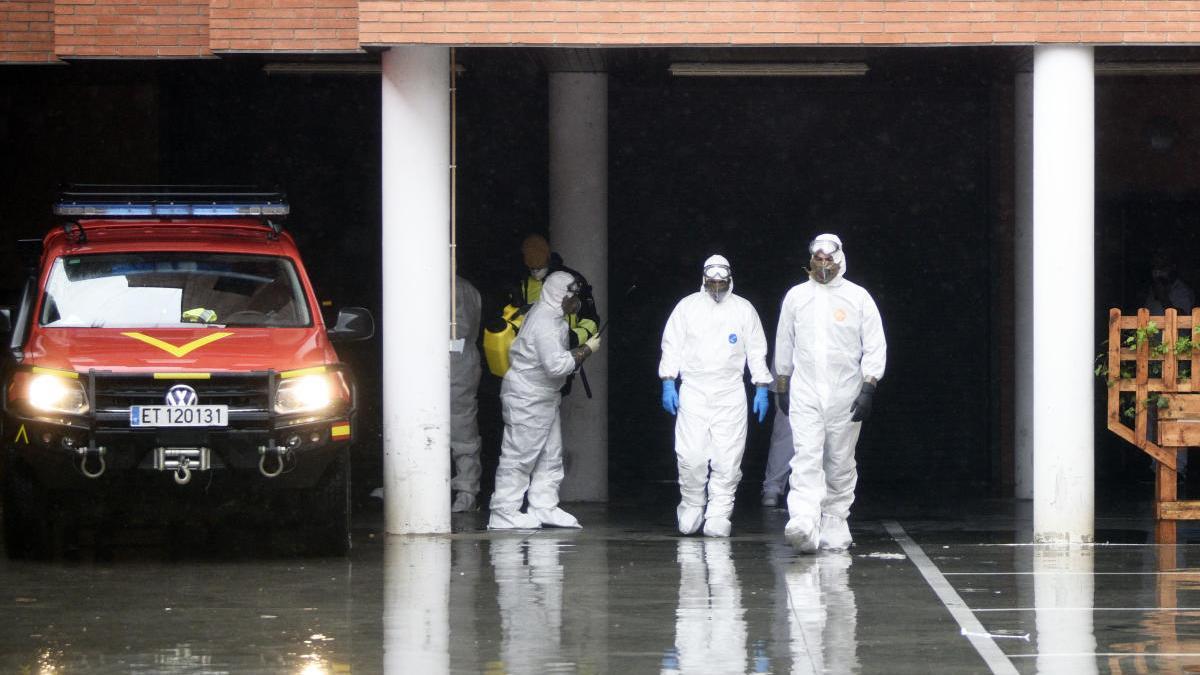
[2,493,1199,673]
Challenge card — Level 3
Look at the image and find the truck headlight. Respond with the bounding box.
[274,372,348,415]
[14,371,90,415]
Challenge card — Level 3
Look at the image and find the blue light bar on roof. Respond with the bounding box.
[53,201,289,218]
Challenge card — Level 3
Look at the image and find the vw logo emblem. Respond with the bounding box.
[165,384,198,407]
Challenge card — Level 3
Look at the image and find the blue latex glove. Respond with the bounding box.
[662,379,679,415]
[752,385,770,423]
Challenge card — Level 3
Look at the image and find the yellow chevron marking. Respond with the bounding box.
[14,424,28,445]
[121,332,234,358]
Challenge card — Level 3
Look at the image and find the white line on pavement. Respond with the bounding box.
[974,606,1200,612]
[1010,652,1200,658]
[883,520,1019,675]
[945,571,1196,576]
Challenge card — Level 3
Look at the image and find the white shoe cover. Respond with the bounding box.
[677,504,704,535]
[530,506,582,529]
[487,509,541,530]
[785,516,820,554]
[451,492,477,513]
[819,513,852,550]
[703,517,731,538]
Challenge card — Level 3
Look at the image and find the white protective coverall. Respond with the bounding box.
[659,257,772,537]
[669,539,747,675]
[450,276,483,509]
[492,537,565,673]
[775,234,886,551]
[489,271,582,529]
[785,552,859,672]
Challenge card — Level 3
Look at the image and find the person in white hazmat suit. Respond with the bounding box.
[775,234,886,553]
[450,276,484,513]
[488,271,602,530]
[659,255,772,538]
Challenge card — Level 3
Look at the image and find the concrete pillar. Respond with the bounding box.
[1034,546,1097,674]
[381,47,452,534]
[549,71,609,502]
[1014,72,1034,501]
[384,536,451,672]
[1032,46,1094,544]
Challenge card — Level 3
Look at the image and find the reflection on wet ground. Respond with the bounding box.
[2,496,1200,673]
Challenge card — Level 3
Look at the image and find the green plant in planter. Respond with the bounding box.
[1175,325,1200,356]
[1095,348,1135,384]
[1099,325,1200,404]
[1125,321,1160,350]
[1094,349,1109,381]
[1120,393,1169,422]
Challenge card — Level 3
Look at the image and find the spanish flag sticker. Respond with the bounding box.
[331,423,351,441]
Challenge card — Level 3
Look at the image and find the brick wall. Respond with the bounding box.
[55,0,211,58]
[3,0,358,62]
[1,1,55,62]
[7,0,1200,62]
[210,0,358,52]
[359,1,1200,47]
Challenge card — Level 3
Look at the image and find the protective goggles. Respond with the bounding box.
[566,279,582,295]
[702,264,732,281]
[809,239,841,257]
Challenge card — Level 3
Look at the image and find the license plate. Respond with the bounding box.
[130,405,228,428]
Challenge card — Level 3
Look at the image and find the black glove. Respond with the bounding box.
[774,375,790,415]
[850,381,876,422]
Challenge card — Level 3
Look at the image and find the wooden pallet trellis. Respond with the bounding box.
[1107,308,1200,545]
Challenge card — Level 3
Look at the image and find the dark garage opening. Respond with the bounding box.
[601,49,1012,506]
[2,47,1198,515]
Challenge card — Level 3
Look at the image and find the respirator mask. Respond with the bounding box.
[703,263,732,303]
[808,238,841,284]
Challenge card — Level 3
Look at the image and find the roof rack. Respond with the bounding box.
[53,185,289,220]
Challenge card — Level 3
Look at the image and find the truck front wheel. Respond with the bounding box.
[303,447,351,556]
[3,455,53,560]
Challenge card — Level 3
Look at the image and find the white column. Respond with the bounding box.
[1014,72,1034,501]
[549,71,609,502]
[381,47,451,534]
[384,536,451,672]
[1032,46,1094,544]
[1033,546,1097,674]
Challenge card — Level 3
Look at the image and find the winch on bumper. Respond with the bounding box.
[2,366,355,490]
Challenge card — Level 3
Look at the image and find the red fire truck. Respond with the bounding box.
[1,188,373,557]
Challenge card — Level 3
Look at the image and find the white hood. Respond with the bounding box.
[812,232,847,282]
[538,271,575,317]
[699,254,735,299]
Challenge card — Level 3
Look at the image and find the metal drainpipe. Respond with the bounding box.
[450,47,458,342]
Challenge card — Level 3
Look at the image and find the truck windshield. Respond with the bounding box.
[39,253,312,328]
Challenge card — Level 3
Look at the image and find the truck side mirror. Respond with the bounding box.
[0,308,11,335]
[328,307,374,342]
